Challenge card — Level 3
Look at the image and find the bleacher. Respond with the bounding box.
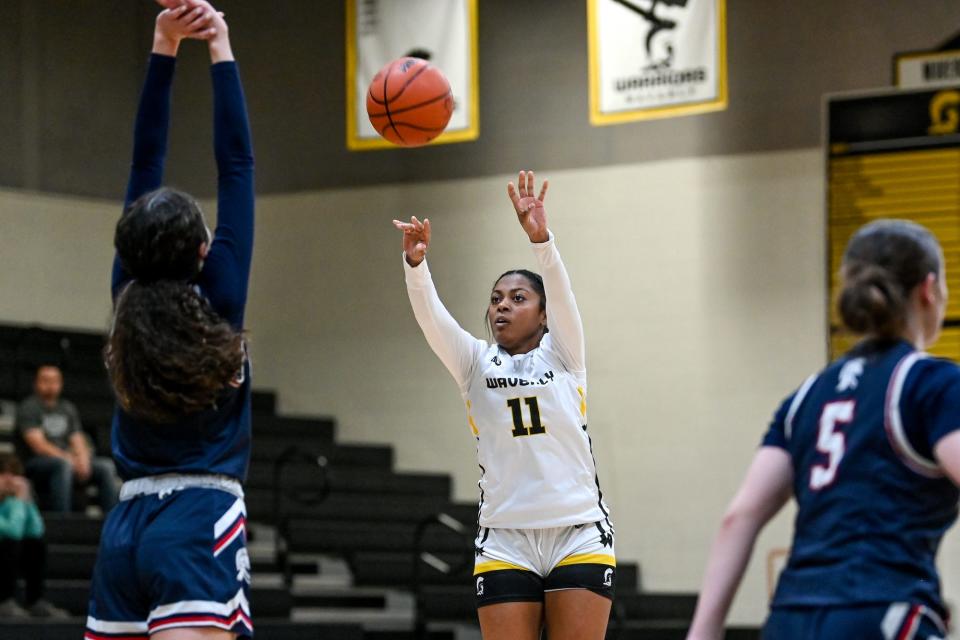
[0,322,759,639]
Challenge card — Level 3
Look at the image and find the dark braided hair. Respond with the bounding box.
[106,187,244,424]
[838,219,942,339]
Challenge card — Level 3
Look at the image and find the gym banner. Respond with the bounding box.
[894,49,960,89]
[588,0,727,125]
[345,0,479,151]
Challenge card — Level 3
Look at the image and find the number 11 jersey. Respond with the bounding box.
[465,331,607,529]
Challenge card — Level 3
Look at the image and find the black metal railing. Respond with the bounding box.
[411,511,474,639]
[271,445,330,586]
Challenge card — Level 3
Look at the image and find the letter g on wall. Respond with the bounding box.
[928,90,960,135]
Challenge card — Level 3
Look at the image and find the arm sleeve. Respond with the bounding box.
[0,499,28,540]
[530,231,586,372]
[113,54,177,298]
[761,393,795,451]
[403,256,486,390]
[195,61,255,328]
[15,401,41,435]
[23,502,44,539]
[66,402,82,436]
[909,361,960,450]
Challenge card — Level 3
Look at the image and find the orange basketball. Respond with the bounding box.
[366,57,454,147]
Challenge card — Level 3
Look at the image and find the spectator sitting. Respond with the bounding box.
[0,452,69,618]
[15,365,118,514]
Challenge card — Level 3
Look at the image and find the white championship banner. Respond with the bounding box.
[345,0,479,150]
[588,0,727,125]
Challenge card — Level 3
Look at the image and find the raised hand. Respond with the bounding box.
[154,3,217,56]
[507,170,549,244]
[183,0,233,62]
[392,216,432,267]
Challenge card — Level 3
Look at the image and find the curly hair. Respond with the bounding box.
[116,188,209,282]
[106,187,244,424]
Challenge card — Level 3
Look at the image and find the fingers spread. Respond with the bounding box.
[538,179,549,202]
[507,182,522,209]
[526,170,535,197]
[518,171,527,197]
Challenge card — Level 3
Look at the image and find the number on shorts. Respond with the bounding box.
[809,400,854,490]
[507,397,546,437]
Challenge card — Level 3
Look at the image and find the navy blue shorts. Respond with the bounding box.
[85,487,252,638]
[764,603,948,640]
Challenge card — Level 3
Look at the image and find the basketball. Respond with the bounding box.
[366,57,454,147]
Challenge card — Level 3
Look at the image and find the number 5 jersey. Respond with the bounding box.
[402,232,612,530]
[763,338,960,618]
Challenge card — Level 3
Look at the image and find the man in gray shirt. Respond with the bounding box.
[16,365,118,513]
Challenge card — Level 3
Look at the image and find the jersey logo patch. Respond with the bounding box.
[476,577,485,596]
[603,568,614,587]
[236,548,251,583]
[836,358,865,392]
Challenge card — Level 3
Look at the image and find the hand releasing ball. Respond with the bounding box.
[366,57,454,147]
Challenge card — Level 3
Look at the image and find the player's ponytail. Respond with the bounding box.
[838,263,905,338]
[106,187,245,424]
[838,220,942,339]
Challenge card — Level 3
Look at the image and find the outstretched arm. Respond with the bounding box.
[125,3,216,208]
[113,3,217,296]
[507,170,586,372]
[393,216,486,389]
[686,447,793,640]
[192,4,255,327]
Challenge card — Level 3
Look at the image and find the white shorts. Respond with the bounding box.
[472,520,615,607]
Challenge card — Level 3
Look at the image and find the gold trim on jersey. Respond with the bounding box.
[467,400,479,436]
[555,553,616,568]
[577,386,587,418]
[474,559,530,575]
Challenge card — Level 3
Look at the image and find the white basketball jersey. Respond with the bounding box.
[465,336,607,528]
[403,232,611,529]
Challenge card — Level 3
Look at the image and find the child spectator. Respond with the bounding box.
[0,452,69,618]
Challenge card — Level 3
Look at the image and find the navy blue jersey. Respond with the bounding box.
[110,55,255,482]
[764,339,960,616]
